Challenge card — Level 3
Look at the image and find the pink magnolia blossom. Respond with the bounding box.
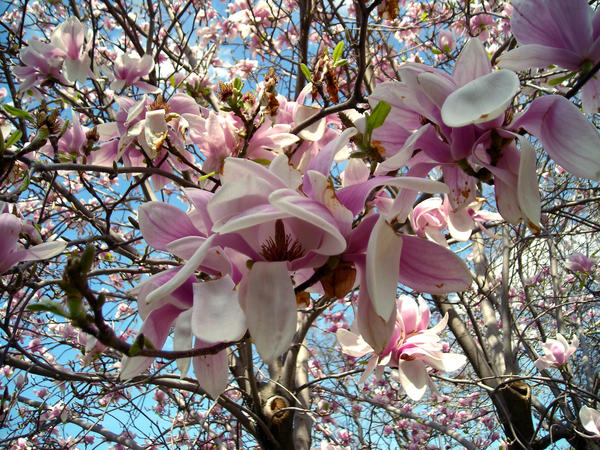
[97,93,200,188]
[0,212,66,274]
[50,16,92,84]
[110,52,157,92]
[337,295,467,400]
[499,0,600,113]
[370,38,600,230]
[565,253,596,274]
[534,334,579,370]
[580,406,600,437]
[121,195,245,399]
[14,39,67,95]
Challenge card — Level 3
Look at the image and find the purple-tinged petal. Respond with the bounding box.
[498,45,582,71]
[139,202,202,250]
[269,189,348,255]
[366,216,403,321]
[294,105,327,141]
[515,95,600,180]
[120,304,182,380]
[358,356,379,385]
[582,74,600,114]
[193,345,229,399]
[510,0,593,53]
[240,261,297,361]
[192,276,246,343]
[398,235,471,294]
[417,72,455,109]
[305,128,357,176]
[17,241,66,262]
[452,39,492,87]
[442,70,519,127]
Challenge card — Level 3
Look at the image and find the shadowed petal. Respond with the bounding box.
[192,275,246,343]
[240,261,297,361]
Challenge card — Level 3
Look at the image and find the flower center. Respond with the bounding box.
[260,219,306,262]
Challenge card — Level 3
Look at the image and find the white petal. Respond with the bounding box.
[396,360,428,400]
[442,70,520,127]
[580,406,600,436]
[336,328,372,358]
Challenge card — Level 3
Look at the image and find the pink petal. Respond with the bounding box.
[517,137,541,230]
[173,309,193,376]
[498,45,582,71]
[515,95,600,180]
[139,202,202,250]
[336,328,372,358]
[193,346,229,399]
[398,235,471,294]
[452,39,492,87]
[120,304,182,380]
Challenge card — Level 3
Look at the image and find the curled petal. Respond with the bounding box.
[442,70,520,127]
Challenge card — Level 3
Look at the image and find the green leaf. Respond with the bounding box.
[332,41,344,63]
[333,58,348,68]
[233,77,242,91]
[3,104,34,122]
[27,300,70,319]
[548,72,576,86]
[5,130,22,149]
[18,171,30,193]
[300,63,312,83]
[366,100,391,132]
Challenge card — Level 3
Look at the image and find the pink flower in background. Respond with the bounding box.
[437,30,455,53]
[14,39,67,95]
[565,253,596,274]
[110,53,157,92]
[534,334,579,370]
[337,295,466,400]
[0,212,66,274]
[580,406,600,437]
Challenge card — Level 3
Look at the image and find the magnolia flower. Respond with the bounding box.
[565,253,596,274]
[337,296,466,400]
[534,334,579,370]
[50,16,92,84]
[0,212,66,274]
[121,196,245,399]
[110,52,157,92]
[580,406,600,437]
[370,38,600,231]
[499,0,600,113]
